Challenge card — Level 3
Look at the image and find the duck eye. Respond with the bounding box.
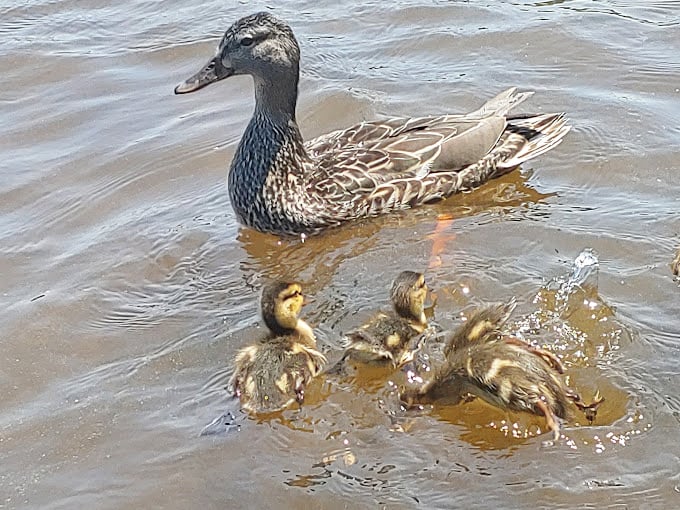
[240,36,254,47]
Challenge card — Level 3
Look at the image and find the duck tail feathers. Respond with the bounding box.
[468,87,534,118]
[498,113,571,169]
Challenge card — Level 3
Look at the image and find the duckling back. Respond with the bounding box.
[454,341,571,420]
[342,312,422,367]
[229,336,326,414]
[443,299,516,358]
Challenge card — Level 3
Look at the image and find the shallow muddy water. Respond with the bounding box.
[2,0,680,508]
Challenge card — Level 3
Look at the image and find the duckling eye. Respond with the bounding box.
[285,290,301,300]
[240,36,254,47]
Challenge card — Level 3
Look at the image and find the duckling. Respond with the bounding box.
[401,302,603,440]
[227,282,327,414]
[334,271,429,370]
[672,247,680,276]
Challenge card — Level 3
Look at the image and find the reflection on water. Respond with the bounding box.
[2,0,680,508]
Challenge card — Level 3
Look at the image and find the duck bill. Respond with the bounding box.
[174,56,233,94]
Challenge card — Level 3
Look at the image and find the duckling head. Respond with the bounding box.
[260,281,304,335]
[390,271,428,325]
[175,12,300,95]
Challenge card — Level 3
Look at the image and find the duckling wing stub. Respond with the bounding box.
[341,330,395,364]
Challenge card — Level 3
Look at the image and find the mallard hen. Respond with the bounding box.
[227,281,327,414]
[175,12,571,235]
[401,301,603,440]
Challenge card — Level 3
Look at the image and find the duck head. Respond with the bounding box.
[175,12,300,94]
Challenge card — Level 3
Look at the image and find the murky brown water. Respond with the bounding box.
[2,0,680,508]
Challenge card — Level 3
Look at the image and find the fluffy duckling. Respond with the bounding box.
[401,302,602,440]
[227,282,327,414]
[672,248,680,276]
[335,271,429,370]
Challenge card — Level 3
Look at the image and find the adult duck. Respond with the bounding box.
[176,12,570,235]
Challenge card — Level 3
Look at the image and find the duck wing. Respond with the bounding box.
[307,115,505,189]
[304,88,543,210]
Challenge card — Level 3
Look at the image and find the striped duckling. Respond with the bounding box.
[228,281,326,414]
[401,301,602,440]
[335,271,429,370]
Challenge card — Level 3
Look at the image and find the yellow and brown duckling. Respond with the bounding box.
[401,301,603,440]
[334,271,429,370]
[671,247,680,276]
[227,281,327,414]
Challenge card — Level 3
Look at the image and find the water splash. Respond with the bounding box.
[507,247,628,367]
[547,247,600,317]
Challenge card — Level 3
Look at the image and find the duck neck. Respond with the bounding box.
[228,69,308,228]
[253,70,299,123]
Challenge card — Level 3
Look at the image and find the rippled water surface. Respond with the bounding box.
[2,0,680,508]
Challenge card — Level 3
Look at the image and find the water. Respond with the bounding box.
[2,0,680,508]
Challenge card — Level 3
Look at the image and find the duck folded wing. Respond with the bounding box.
[309,115,507,187]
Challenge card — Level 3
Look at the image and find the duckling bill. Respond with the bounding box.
[401,302,603,441]
[176,12,571,235]
[228,282,326,414]
[334,271,429,370]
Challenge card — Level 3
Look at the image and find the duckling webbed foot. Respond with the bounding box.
[568,390,605,423]
[294,375,307,406]
[396,338,428,368]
